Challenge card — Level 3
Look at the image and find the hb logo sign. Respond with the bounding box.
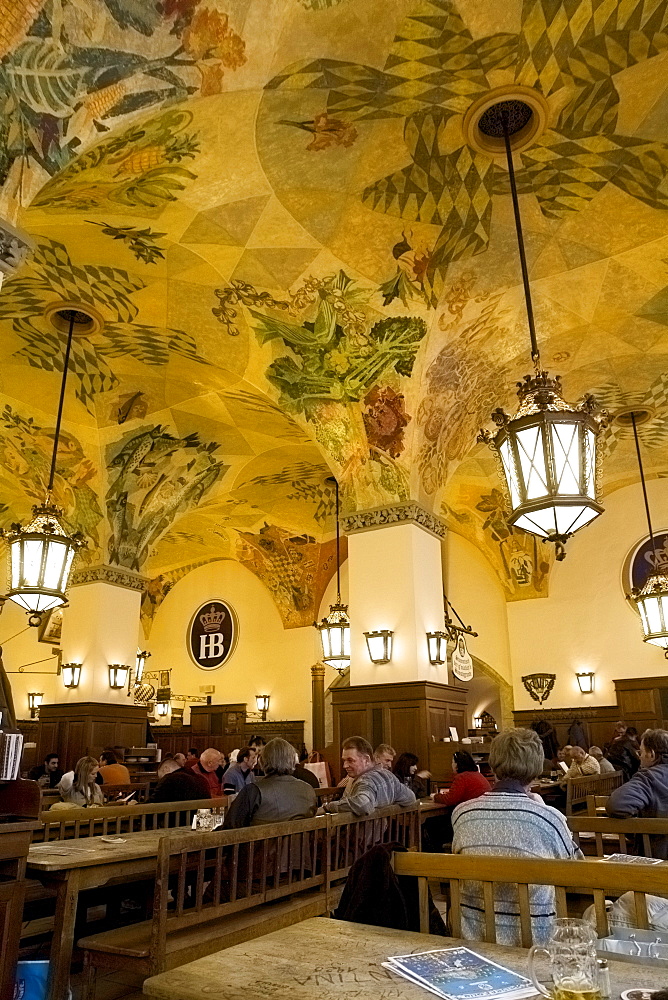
[188,600,237,669]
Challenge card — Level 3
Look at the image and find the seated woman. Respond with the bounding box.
[57,756,104,807]
[392,752,430,799]
[452,728,582,946]
[422,752,490,850]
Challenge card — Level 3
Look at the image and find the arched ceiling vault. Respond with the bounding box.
[0,0,667,611]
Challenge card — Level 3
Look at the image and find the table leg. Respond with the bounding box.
[47,869,81,1000]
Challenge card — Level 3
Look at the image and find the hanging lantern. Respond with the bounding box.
[486,373,604,555]
[477,101,606,559]
[135,649,150,684]
[4,502,84,625]
[2,309,88,623]
[314,477,350,674]
[624,411,668,655]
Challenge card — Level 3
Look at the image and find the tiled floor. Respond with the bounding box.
[70,967,147,1000]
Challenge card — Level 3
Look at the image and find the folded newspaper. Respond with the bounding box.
[382,947,536,1000]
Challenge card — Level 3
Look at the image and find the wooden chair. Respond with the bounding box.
[566,770,623,814]
[392,851,668,946]
[100,781,150,803]
[586,794,609,816]
[569,815,668,859]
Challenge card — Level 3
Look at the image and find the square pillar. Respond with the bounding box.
[342,503,447,686]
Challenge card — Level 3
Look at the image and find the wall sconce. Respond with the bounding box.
[62,663,81,689]
[576,671,595,694]
[156,700,170,717]
[108,663,129,689]
[426,631,447,665]
[364,630,393,664]
[135,649,150,684]
[473,715,483,729]
[256,694,270,721]
[27,692,43,718]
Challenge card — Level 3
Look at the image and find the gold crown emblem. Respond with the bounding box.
[200,604,225,632]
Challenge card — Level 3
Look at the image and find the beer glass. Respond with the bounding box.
[529,918,601,1000]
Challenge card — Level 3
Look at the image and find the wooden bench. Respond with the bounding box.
[392,851,668,945]
[566,769,623,814]
[33,797,225,843]
[78,803,419,998]
[569,814,668,859]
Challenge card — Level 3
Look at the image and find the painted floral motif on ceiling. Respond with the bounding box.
[0,234,209,412]
[236,522,342,628]
[265,0,668,305]
[0,0,245,211]
[0,401,102,561]
[106,421,227,570]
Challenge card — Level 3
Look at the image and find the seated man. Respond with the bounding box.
[564,745,600,779]
[374,743,396,770]
[224,738,316,827]
[607,728,668,858]
[193,748,225,796]
[150,759,211,802]
[588,746,615,773]
[28,752,63,788]
[322,736,415,816]
[98,750,131,784]
[222,746,256,794]
[452,727,582,947]
[184,748,200,769]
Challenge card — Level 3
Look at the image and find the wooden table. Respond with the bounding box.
[27,828,195,1000]
[142,916,668,999]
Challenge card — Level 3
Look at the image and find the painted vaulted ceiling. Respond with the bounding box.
[0,0,668,623]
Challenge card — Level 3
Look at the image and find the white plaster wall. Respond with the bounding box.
[444,531,513,685]
[147,559,321,738]
[508,479,668,711]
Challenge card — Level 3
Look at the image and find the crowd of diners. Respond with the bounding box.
[28,721,668,946]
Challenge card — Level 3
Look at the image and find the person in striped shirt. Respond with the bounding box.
[452,727,582,946]
[564,745,600,779]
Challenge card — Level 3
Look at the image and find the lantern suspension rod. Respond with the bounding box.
[47,311,76,495]
[630,411,657,558]
[502,110,540,372]
[333,478,342,602]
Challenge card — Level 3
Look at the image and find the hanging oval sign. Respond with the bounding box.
[624,530,668,593]
[451,635,474,682]
[188,600,238,670]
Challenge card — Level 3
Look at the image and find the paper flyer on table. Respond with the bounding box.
[384,947,536,1000]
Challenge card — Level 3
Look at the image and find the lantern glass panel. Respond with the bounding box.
[516,425,548,499]
[23,539,43,587]
[10,540,20,590]
[43,540,67,589]
[551,422,581,495]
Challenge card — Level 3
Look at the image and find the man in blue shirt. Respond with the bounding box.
[223,746,257,794]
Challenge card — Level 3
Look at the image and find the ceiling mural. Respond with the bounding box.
[0,0,665,615]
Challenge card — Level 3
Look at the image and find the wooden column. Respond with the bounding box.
[311,663,326,752]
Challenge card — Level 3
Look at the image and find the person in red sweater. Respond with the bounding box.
[423,751,491,851]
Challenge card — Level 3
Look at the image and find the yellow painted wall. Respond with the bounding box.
[508,479,668,712]
[147,558,322,739]
[443,530,513,686]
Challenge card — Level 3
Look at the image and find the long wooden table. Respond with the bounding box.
[142,916,668,998]
[27,828,192,1000]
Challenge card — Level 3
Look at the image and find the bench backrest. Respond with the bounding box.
[568,814,668,858]
[566,770,623,813]
[150,803,420,975]
[34,798,225,842]
[100,782,151,802]
[392,851,668,945]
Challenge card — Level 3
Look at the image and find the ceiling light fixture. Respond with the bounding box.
[314,477,350,674]
[364,630,393,664]
[626,411,668,655]
[2,309,87,623]
[478,101,607,561]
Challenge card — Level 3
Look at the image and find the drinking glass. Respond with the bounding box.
[196,808,214,832]
[529,918,601,1000]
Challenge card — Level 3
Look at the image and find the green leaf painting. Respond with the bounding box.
[6,41,88,117]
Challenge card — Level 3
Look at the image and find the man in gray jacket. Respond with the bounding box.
[322,736,415,816]
[607,728,668,858]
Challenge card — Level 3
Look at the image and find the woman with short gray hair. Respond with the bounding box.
[452,727,582,947]
[224,738,317,828]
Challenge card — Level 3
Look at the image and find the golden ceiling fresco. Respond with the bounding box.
[0,0,666,612]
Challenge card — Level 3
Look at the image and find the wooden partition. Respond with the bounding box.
[35,797,226,842]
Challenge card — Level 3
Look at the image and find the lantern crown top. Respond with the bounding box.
[316,601,350,629]
[636,571,668,598]
[4,498,85,545]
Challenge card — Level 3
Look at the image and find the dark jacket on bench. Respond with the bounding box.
[607,757,668,858]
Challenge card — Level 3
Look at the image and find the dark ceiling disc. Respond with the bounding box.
[325,476,337,485]
[55,308,95,325]
[478,99,533,138]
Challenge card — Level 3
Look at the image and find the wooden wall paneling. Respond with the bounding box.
[388,705,421,756]
[337,709,367,744]
[36,703,149,771]
[512,706,621,751]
